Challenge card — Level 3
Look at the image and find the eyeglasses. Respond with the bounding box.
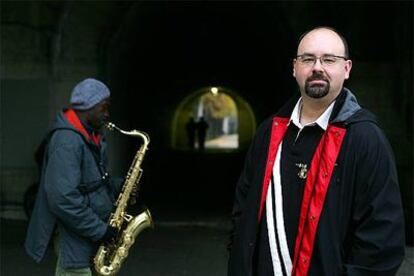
[295,54,348,67]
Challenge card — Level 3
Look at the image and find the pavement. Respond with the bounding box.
[0,215,230,276]
[1,216,413,276]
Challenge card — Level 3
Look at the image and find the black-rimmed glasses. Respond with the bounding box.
[295,54,348,67]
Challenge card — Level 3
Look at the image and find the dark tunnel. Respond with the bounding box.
[1,1,413,275]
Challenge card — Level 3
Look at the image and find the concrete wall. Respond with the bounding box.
[1,1,118,209]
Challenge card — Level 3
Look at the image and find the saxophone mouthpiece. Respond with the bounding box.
[105,122,116,131]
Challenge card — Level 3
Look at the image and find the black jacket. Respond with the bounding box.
[228,88,405,275]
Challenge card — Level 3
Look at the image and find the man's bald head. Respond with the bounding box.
[297,27,349,59]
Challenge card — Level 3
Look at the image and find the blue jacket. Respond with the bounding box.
[25,110,122,269]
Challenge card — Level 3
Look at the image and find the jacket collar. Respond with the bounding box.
[276,87,362,126]
[290,98,335,131]
[63,109,101,146]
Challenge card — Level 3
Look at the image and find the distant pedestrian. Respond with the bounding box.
[196,117,209,150]
[185,116,197,150]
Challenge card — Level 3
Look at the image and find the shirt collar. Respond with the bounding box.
[290,98,335,131]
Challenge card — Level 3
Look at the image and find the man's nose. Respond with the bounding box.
[312,59,324,73]
[312,58,324,72]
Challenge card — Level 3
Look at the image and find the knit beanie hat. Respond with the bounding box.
[70,78,110,110]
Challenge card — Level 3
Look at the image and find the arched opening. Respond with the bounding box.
[172,86,256,151]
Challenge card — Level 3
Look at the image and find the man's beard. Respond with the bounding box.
[304,74,330,98]
[89,116,107,131]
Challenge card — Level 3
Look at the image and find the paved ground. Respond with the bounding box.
[1,216,230,276]
[1,217,413,276]
[399,247,414,276]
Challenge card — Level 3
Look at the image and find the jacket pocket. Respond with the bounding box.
[79,180,113,220]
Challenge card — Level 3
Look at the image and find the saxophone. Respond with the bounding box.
[94,122,154,276]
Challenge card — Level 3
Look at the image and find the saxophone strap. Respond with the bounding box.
[78,143,114,195]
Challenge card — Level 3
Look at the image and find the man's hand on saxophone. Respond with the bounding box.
[100,226,118,245]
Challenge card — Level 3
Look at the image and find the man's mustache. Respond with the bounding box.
[306,73,329,83]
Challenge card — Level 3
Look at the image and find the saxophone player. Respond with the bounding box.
[25,78,122,276]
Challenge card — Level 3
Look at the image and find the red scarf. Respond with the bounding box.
[64,109,101,146]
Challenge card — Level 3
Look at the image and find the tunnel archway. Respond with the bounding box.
[171,86,256,151]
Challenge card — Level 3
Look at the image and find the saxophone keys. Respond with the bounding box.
[123,214,133,222]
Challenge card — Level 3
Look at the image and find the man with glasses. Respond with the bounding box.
[228,27,405,275]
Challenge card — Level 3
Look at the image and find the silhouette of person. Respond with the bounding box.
[196,116,209,150]
[185,116,197,150]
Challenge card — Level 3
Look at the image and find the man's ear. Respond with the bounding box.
[292,60,296,77]
[344,59,352,80]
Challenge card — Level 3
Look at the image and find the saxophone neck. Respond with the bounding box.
[106,122,150,146]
